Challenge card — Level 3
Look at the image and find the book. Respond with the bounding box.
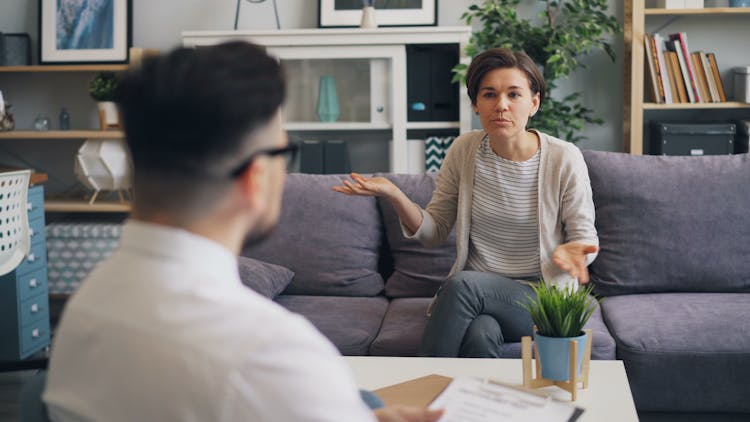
[653,34,673,103]
[669,39,696,103]
[690,52,711,102]
[666,51,688,103]
[699,51,719,102]
[663,51,683,103]
[707,52,727,102]
[669,32,702,102]
[644,34,663,103]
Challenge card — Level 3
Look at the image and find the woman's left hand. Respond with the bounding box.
[552,242,599,284]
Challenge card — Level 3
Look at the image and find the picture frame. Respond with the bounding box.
[319,0,437,28]
[39,0,132,64]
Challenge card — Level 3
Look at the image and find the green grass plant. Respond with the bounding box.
[520,282,598,338]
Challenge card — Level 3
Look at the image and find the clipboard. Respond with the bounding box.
[374,374,584,422]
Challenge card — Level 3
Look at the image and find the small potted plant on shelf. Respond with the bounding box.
[89,71,120,130]
[520,282,598,382]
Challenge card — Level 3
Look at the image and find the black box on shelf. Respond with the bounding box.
[298,140,351,174]
[734,120,750,154]
[0,33,31,66]
[300,140,324,174]
[649,122,735,156]
[406,44,460,122]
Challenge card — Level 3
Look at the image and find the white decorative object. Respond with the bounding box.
[97,101,120,130]
[360,6,377,28]
[74,139,132,205]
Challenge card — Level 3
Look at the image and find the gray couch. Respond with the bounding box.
[241,151,750,420]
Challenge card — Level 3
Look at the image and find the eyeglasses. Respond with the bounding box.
[229,143,299,178]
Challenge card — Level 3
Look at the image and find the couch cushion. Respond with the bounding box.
[375,174,457,298]
[369,298,432,356]
[243,174,384,296]
[275,295,388,356]
[601,293,750,413]
[584,151,750,295]
[237,256,294,299]
[369,297,616,359]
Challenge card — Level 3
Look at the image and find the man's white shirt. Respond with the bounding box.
[43,221,376,422]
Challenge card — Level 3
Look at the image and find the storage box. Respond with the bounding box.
[735,120,750,154]
[734,66,750,103]
[650,122,735,156]
[46,223,122,294]
[0,33,31,66]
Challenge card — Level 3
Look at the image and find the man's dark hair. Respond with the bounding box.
[116,41,285,218]
[466,48,546,107]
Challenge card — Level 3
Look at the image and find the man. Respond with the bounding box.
[43,41,442,422]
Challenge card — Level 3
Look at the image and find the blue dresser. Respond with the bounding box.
[0,184,50,360]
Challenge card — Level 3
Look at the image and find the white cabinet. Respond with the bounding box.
[182,27,472,173]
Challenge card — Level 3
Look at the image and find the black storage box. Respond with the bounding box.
[0,33,31,66]
[734,120,749,154]
[650,122,735,156]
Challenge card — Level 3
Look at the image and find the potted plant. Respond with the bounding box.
[455,0,621,143]
[89,71,120,130]
[520,282,598,381]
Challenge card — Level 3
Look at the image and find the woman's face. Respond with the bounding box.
[473,67,540,143]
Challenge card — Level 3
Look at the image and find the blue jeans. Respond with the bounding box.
[418,271,537,358]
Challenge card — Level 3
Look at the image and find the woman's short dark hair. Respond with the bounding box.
[465,48,546,106]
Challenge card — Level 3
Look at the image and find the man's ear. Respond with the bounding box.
[237,159,267,210]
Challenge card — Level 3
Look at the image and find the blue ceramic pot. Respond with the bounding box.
[535,331,588,382]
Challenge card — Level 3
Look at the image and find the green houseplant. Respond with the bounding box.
[521,282,598,381]
[456,0,621,143]
[89,72,120,130]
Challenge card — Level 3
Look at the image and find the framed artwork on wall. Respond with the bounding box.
[319,0,437,28]
[39,0,132,64]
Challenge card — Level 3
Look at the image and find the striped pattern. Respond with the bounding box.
[425,136,455,173]
[466,137,541,279]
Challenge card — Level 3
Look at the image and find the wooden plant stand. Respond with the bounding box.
[521,328,593,401]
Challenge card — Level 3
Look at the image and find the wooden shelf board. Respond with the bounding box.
[45,200,131,213]
[645,7,750,15]
[0,130,124,139]
[0,64,129,72]
[406,121,460,130]
[643,101,750,110]
[284,122,391,131]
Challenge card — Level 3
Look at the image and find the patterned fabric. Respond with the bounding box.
[466,138,541,279]
[46,223,122,294]
[424,136,455,173]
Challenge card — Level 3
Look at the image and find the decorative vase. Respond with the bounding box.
[360,6,377,28]
[535,331,588,381]
[97,101,120,130]
[316,76,340,122]
[74,139,133,204]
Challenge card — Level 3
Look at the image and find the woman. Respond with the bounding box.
[332,48,598,358]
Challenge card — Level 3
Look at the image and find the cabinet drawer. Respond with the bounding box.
[29,217,46,246]
[15,241,47,276]
[27,186,45,222]
[17,268,48,301]
[19,293,49,327]
[20,318,50,359]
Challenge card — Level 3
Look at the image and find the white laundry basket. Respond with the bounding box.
[0,169,30,276]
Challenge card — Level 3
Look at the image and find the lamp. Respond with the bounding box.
[234,0,280,30]
[74,139,133,205]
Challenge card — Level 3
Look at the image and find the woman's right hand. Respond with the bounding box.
[332,172,398,199]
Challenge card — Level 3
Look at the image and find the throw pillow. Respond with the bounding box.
[237,256,295,299]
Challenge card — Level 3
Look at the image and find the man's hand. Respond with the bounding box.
[373,405,444,422]
[552,242,599,284]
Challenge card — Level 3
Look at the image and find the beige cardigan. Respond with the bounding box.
[404,130,598,290]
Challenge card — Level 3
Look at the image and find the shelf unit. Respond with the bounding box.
[0,65,129,73]
[623,4,750,154]
[0,130,124,139]
[182,27,473,173]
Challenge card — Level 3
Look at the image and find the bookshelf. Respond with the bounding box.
[623,3,750,154]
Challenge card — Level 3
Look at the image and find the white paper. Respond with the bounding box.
[428,376,583,422]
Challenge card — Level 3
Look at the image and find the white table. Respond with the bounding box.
[344,357,638,422]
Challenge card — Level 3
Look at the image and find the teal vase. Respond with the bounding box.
[535,331,588,381]
[316,76,340,122]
